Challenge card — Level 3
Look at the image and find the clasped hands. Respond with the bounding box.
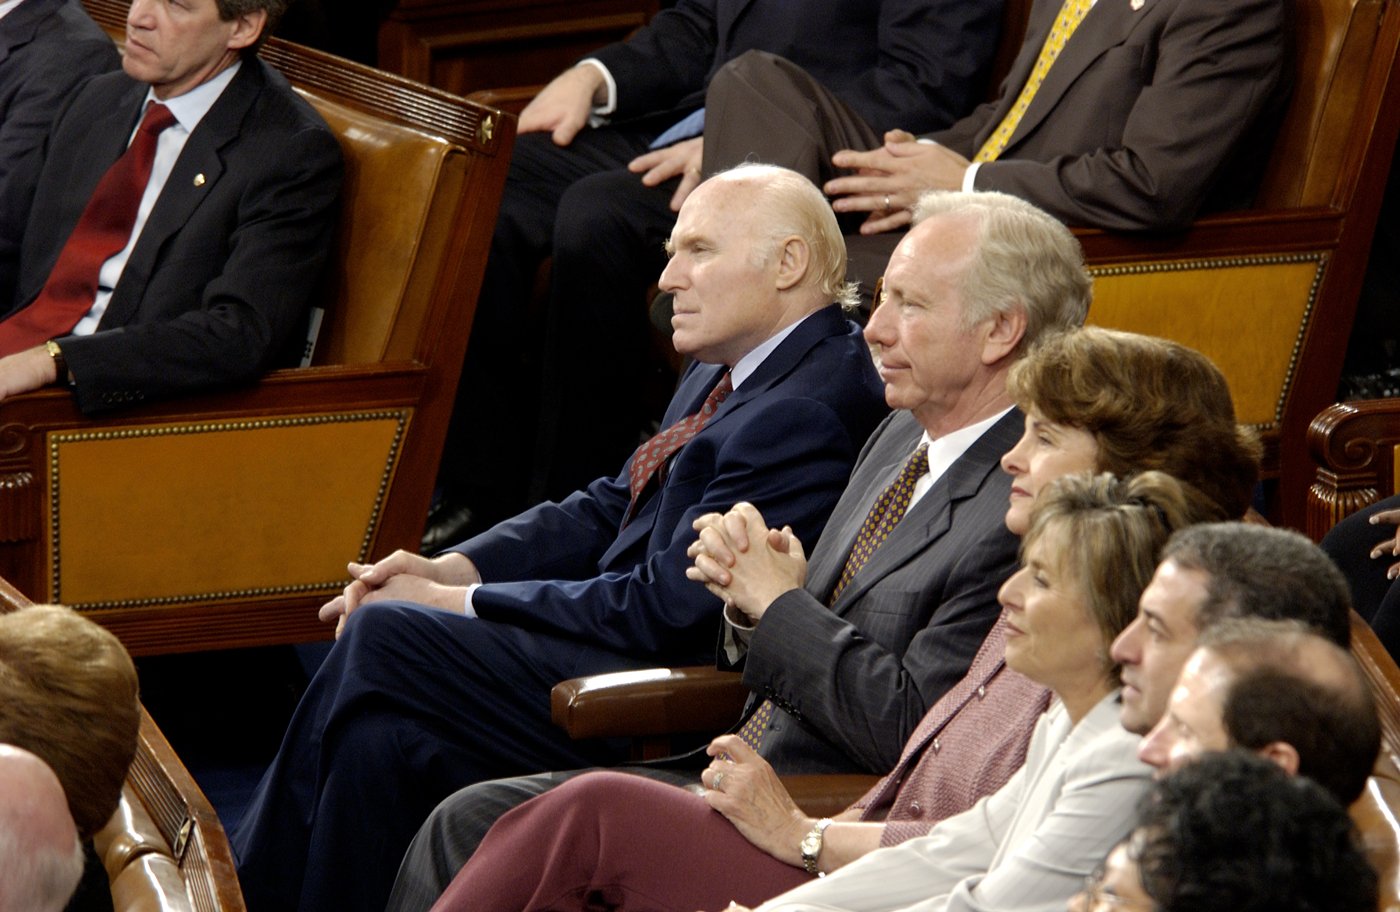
[686,502,808,625]
[317,550,481,638]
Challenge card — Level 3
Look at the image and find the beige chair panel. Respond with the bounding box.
[1087,255,1326,429]
[48,413,408,607]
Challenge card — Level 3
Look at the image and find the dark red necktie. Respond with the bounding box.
[0,102,177,354]
[624,371,733,521]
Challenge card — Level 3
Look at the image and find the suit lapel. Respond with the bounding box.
[717,0,759,51]
[0,0,57,60]
[699,305,850,434]
[828,409,1022,614]
[804,412,924,603]
[103,60,264,327]
[1004,0,1150,150]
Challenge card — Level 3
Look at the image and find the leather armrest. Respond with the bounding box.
[780,774,882,819]
[551,666,749,740]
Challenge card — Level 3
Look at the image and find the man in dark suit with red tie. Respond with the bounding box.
[231,164,890,912]
[0,0,340,413]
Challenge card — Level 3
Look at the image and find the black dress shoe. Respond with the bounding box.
[420,501,475,554]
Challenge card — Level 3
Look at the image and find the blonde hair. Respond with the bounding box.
[1024,471,1224,680]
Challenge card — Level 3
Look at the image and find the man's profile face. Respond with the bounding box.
[1137,648,1232,775]
[660,177,788,367]
[1110,558,1210,734]
[124,0,263,100]
[862,213,991,433]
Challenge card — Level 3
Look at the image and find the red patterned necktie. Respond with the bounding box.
[0,102,177,355]
[624,371,733,521]
[737,443,931,750]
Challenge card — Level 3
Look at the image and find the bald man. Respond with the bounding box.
[0,744,84,912]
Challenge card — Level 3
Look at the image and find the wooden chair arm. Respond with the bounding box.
[1307,398,1400,538]
[550,666,748,741]
[780,775,882,819]
[465,85,543,116]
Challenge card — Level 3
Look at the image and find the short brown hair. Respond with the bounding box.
[0,606,139,837]
[1007,327,1261,520]
[1024,471,1225,681]
[215,0,286,51]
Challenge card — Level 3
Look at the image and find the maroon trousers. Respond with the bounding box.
[430,771,812,912]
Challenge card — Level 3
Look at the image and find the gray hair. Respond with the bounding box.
[718,163,858,309]
[911,190,1090,350]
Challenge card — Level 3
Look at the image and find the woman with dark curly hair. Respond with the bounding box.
[1070,750,1378,912]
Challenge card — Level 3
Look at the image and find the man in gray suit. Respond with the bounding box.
[385,189,1092,911]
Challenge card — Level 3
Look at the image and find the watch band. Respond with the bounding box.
[44,339,69,386]
[800,817,833,876]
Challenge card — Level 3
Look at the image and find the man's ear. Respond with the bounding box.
[979,302,1027,366]
[227,9,268,51]
[1255,741,1302,777]
[773,235,811,292]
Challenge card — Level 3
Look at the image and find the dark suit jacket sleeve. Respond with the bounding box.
[463,394,870,659]
[589,0,718,120]
[927,0,1288,230]
[833,0,1002,132]
[0,39,117,248]
[57,118,342,412]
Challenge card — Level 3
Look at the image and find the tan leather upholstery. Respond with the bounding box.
[1077,0,1400,528]
[1308,397,1400,537]
[0,2,516,654]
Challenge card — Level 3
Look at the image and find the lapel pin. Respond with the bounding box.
[1130,0,1144,10]
[193,173,206,187]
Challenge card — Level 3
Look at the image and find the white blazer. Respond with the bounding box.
[756,690,1151,912]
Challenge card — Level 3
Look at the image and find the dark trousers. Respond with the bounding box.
[229,602,661,912]
[440,122,683,525]
[1322,494,1400,656]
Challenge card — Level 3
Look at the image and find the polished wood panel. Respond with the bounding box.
[1308,397,1400,539]
[379,0,661,96]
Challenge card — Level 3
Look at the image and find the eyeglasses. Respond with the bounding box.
[1072,866,1155,912]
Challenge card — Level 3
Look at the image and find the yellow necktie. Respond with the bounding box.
[974,0,1095,162]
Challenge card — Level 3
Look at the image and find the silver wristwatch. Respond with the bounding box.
[800,817,834,876]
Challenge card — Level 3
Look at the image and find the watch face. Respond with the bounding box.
[801,834,819,856]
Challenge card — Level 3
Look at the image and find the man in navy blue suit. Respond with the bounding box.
[231,164,889,912]
[434,0,1004,544]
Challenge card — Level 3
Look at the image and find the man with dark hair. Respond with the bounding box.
[0,0,339,413]
[1070,751,1377,912]
[1138,619,1379,806]
[1111,522,1352,737]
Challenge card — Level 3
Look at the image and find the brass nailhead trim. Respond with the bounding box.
[1088,252,1328,430]
[49,411,409,608]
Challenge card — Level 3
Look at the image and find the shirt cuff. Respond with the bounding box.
[721,601,756,664]
[578,58,617,121]
[463,583,482,618]
[961,161,980,192]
